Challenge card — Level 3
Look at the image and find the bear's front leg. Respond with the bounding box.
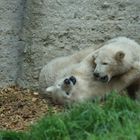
[126,79,140,99]
[110,62,140,92]
[125,61,140,100]
[120,62,140,83]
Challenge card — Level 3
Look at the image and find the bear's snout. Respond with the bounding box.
[94,72,109,82]
[64,76,77,86]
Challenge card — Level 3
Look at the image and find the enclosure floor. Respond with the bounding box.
[0,86,62,131]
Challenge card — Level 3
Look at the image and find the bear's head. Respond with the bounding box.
[92,48,132,83]
[46,76,77,104]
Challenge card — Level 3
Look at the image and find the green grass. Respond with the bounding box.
[0,92,140,140]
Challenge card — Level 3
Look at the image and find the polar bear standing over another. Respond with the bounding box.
[45,52,140,104]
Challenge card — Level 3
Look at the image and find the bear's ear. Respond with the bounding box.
[46,86,55,93]
[115,51,125,61]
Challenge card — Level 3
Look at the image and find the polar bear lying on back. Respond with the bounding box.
[39,46,101,95]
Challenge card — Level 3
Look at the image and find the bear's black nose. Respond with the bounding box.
[64,78,70,85]
[93,72,100,78]
[100,75,108,82]
[69,76,77,85]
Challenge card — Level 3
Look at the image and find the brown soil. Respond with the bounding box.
[0,86,62,131]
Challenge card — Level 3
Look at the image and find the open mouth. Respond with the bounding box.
[99,76,109,83]
[93,74,109,83]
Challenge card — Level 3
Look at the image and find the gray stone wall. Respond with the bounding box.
[0,0,25,87]
[0,0,140,89]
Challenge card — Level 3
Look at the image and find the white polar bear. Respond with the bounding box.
[45,52,140,104]
[39,46,101,95]
[92,37,140,99]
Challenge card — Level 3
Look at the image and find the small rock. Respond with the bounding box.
[33,92,39,96]
[27,89,30,93]
[101,2,110,9]
[32,97,37,102]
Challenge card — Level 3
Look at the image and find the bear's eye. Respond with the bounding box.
[102,62,108,65]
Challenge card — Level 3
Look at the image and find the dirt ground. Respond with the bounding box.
[0,86,62,131]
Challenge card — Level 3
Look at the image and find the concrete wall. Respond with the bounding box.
[1,0,140,89]
[0,0,25,87]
